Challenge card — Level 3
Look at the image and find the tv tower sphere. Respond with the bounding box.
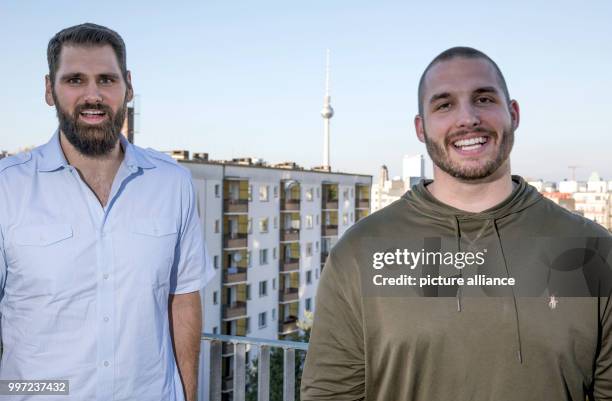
[321,104,334,119]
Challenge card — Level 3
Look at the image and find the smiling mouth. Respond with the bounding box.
[452,136,489,151]
[79,109,107,123]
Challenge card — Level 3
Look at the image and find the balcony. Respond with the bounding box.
[224,199,248,213]
[280,228,299,242]
[279,316,299,335]
[223,267,247,284]
[322,200,338,210]
[223,233,248,249]
[279,257,299,272]
[222,301,247,320]
[279,287,299,303]
[203,333,308,401]
[280,199,300,211]
[322,224,338,237]
[356,199,370,209]
[321,251,329,264]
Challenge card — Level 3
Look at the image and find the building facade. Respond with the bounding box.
[177,155,371,401]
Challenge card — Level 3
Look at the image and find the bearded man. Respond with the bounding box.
[301,47,612,400]
[0,23,212,401]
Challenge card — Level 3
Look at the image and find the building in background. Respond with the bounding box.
[120,97,138,144]
[529,172,612,231]
[174,152,371,401]
[371,154,425,212]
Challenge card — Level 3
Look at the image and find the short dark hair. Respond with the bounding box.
[417,46,510,116]
[47,23,127,85]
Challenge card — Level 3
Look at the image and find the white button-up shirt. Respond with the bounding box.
[0,132,213,400]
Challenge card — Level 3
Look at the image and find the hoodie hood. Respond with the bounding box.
[402,175,543,364]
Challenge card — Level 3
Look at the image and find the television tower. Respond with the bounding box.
[320,49,334,171]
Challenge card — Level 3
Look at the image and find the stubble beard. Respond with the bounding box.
[53,90,127,157]
[424,126,514,181]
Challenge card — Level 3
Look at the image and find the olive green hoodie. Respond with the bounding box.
[302,176,612,401]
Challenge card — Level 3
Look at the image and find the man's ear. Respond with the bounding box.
[509,99,520,130]
[414,114,426,144]
[125,71,134,102]
[45,75,55,106]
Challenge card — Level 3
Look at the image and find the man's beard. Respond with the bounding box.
[53,91,126,157]
[424,126,514,180]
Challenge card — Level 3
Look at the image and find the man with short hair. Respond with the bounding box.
[0,23,212,401]
[301,47,612,400]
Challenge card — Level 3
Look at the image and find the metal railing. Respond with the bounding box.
[202,333,308,401]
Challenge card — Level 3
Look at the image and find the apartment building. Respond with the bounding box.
[177,154,371,401]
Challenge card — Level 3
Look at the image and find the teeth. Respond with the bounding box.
[81,110,104,115]
[454,136,487,147]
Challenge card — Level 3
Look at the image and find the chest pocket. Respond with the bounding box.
[129,218,178,289]
[13,224,73,247]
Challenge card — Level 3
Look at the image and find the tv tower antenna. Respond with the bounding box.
[320,49,334,171]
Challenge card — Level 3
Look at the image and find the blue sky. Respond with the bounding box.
[1,1,610,182]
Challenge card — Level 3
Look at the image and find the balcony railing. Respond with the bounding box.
[222,301,247,320]
[280,199,300,211]
[279,257,299,272]
[322,200,338,210]
[223,233,248,248]
[224,267,247,284]
[321,225,338,237]
[203,333,308,401]
[280,228,300,242]
[224,199,248,213]
[356,199,370,209]
[279,316,299,335]
[279,287,299,303]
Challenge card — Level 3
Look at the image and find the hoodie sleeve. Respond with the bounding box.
[301,251,365,401]
[594,293,612,399]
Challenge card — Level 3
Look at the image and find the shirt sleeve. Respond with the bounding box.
[0,224,6,299]
[169,173,214,294]
[301,251,366,401]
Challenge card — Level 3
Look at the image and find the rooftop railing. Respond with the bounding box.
[202,333,309,401]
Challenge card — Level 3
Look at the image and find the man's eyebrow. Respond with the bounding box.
[474,86,499,95]
[59,72,83,80]
[429,92,451,104]
[99,73,121,80]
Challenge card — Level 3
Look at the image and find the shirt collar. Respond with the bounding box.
[37,130,156,172]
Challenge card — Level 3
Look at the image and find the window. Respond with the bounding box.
[247,251,252,268]
[316,187,320,198]
[316,214,320,225]
[246,317,251,334]
[213,255,219,269]
[306,188,313,201]
[246,284,251,300]
[305,298,312,311]
[274,186,279,198]
[213,291,218,305]
[350,212,354,222]
[305,215,313,229]
[214,184,220,197]
[343,213,349,225]
[213,326,218,334]
[316,268,320,279]
[248,218,252,234]
[259,185,269,202]
[343,189,349,200]
[214,219,220,233]
[351,188,354,198]
[315,241,319,252]
[306,243,313,257]
[260,249,269,265]
[258,312,267,328]
[306,270,312,284]
[259,280,268,297]
[259,218,269,233]
[248,185,252,201]
[272,278,276,290]
[272,308,276,320]
[273,217,278,229]
[273,247,277,259]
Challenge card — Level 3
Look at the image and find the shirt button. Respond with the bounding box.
[103,316,109,322]
[103,273,109,280]
[103,361,110,367]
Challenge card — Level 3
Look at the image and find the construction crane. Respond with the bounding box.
[568,165,581,181]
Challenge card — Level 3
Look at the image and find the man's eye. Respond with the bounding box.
[68,78,81,84]
[435,103,451,111]
[100,78,114,85]
[476,97,493,104]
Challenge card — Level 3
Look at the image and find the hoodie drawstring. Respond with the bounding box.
[493,219,524,364]
[453,216,463,312]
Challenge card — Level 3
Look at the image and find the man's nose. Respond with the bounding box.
[455,103,480,129]
[82,81,103,104]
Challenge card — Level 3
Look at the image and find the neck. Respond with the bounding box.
[426,162,514,213]
[59,131,124,176]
